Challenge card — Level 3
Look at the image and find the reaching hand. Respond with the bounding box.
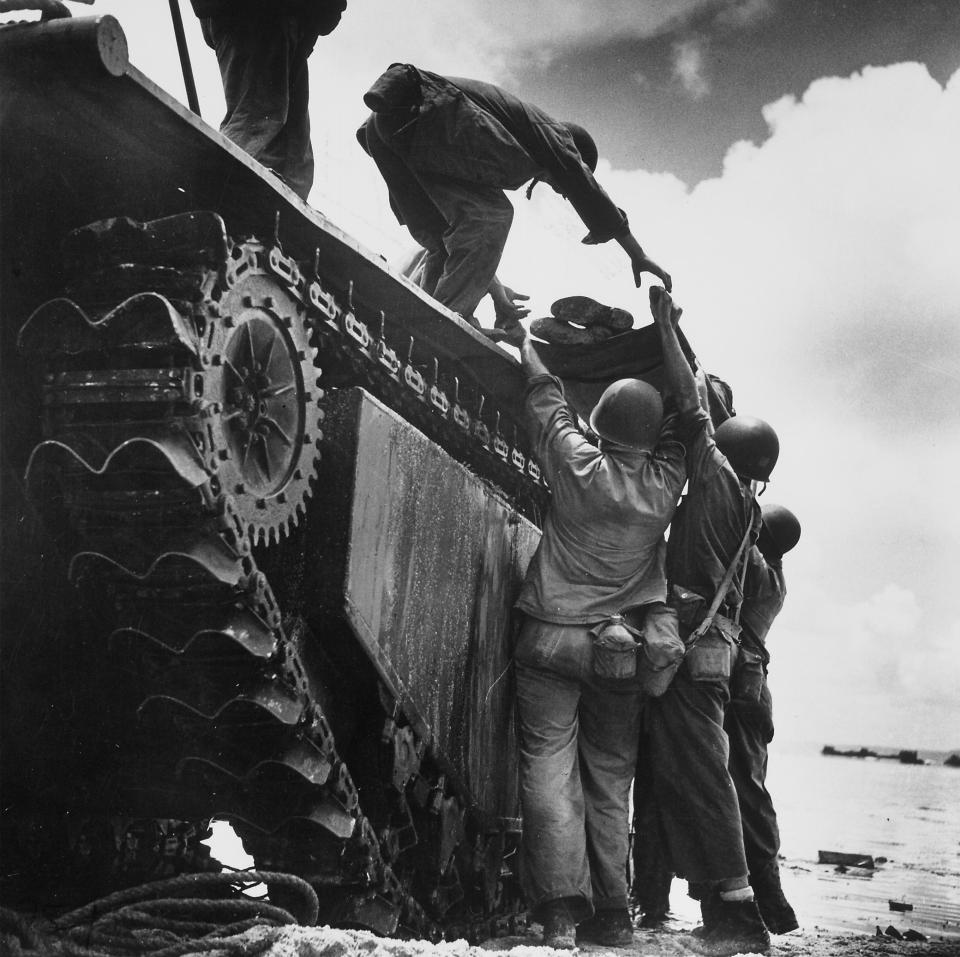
[631,252,672,293]
[648,286,682,328]
[493,285,531,326]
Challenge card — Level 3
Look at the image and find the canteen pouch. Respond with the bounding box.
[634,603,685,697]
[685,614,741,683]
[731,645,765,702]
[590,616,639,680]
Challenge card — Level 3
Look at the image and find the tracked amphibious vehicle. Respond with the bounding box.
[0,13,556,937]
[0,13,696,939]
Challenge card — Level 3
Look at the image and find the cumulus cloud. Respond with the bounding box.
[499,62,960,749]
[672,38,711,98]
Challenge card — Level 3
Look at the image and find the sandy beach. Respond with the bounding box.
[206,921,960,957]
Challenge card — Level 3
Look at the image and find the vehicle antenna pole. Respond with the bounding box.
[168,0,200,115]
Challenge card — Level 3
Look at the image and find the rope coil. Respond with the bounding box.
[2,870,317,957]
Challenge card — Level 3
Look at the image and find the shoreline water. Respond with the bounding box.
[759,743,960,942]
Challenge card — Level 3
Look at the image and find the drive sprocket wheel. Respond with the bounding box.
[200,240,323,546]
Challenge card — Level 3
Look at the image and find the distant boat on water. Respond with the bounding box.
[945,753,960,768]
[822,745,877,758]
[821,745,926,764]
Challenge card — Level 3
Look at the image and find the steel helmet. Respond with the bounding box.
[562,122,599,172]
[589,378,663,450]
[759,504,801,559]
[714,415,779,482]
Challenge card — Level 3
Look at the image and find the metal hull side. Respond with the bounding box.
[320,388,539,826]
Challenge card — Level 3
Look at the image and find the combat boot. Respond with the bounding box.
[690,887,724,938]
[577,907,635,947]
[688,898,770,956]
[750,861,799,934]
[631,866,673,927]
[539,898,577,950]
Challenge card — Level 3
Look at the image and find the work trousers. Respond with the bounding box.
[632,670,780,906]
[726,677,780,873]
[362,112,513,320]
[642,655,749,887]
[202,14,318,200]
[514,617,642,923]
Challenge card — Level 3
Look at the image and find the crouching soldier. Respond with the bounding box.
[358,63,670,342]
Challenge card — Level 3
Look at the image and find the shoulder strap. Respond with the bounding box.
[687,522,754,645]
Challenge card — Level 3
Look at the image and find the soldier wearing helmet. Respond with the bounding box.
[510,293,701,949]
[359,64,670,344]
[725,504,801,936]
[636,286,779,957]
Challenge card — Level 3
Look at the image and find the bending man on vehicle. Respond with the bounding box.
[358,63,671,343]
[641,291,781,957]
[513,287,693,950]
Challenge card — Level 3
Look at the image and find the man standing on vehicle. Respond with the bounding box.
[643,292,780,957]
[191,0,347,201]
[358,63,671,343]
[512,287,691,949]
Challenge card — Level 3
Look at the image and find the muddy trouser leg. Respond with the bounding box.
[726,679,796,931]
[362,114,448,297]
[645,664,749,888]
[203,15,301,189]
[578,682,643,912]
[515,662,593,924]
[631,715,673,917]
[416,176,513,321]
[273,22,317,201]
[725,678,778,872]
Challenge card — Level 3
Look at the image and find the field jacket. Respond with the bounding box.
[363,63,630,244]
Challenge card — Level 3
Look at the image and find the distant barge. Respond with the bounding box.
[821,746,926,765]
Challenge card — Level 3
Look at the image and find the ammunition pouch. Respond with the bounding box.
[684,613,741,683]
[633,603,685,697]
[590,616,640,681]
[590,603,685,695]
[731,639,766,702]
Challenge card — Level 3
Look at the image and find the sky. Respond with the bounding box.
[8,0,959,752]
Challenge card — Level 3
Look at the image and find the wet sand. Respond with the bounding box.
[238,922,960,957]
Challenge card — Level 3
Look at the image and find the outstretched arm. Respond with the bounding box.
[618,232,672,292]
[519,331,550,378]
[649,286,699,412]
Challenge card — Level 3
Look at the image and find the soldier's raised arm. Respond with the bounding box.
[648,286,698,413]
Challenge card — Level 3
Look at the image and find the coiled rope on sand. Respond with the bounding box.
[0,869,318,957]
